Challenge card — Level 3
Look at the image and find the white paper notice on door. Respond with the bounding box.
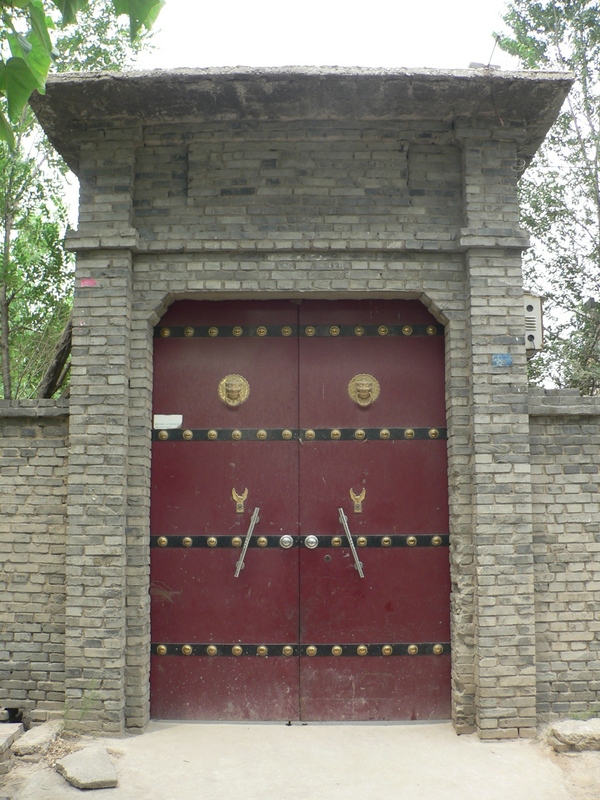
[153,414,183,430]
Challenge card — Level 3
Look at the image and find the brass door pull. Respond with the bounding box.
[234,507,260,578]
[232,487,248,513]
[350,487,366,513]
[338,508,365,578]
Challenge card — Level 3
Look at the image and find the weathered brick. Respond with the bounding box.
[4,68,594,740]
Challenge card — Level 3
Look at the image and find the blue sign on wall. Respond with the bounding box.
[492,353,513,367]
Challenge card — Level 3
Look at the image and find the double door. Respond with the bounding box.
[150,299,450,720]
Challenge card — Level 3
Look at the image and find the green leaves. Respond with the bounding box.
[1,2,54,145]
[28,0,54,54]
[0,0,163,147]
[49,0,91,26]
[0,133,75,398]
[499,0,600,394]
[0,108,14,149]
[0,57,45,121]
[112,0,164,39]
[0,1,54,145]
[0,0,156,398]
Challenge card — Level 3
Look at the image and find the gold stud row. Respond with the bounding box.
[330,535,443,547]
[156,536,267,548]
[155,643,445,656]
[160,326,293,338]
[304,644,445,656]
[156,534,444,548]
[160,324,438,338]
[158,428,440,441]
[158,429,296,441]
[156,645,296,657]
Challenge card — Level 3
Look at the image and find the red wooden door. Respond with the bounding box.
[297,301,451,720]
[150,301,300,720]
[150,299,450,720]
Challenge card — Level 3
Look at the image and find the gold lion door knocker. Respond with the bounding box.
[219,374,250,407]
[348,374,380,407]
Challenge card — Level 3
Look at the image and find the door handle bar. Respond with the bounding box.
[234,507,260,577]
[338,508,365,578]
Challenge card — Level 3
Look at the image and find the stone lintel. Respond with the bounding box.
[31,67,573,175]
[66,228,139,253]
[458,231,531,251]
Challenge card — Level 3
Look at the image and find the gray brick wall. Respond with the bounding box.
[0,401,68,725]
[13,70,583,738]
[132,122,462,250]
[529,389,600,721]
[458,122,537,739]
[4,390,600,733]
[65,248,134,735]
[62,114,532,737]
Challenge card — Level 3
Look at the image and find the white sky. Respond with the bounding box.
[133,0,520,72]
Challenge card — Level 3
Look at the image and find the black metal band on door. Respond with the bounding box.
[151,643,451,657]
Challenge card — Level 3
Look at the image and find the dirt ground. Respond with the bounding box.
[2,723,600,800]
[551,749,600,799]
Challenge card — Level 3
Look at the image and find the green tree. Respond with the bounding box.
[0,115,72,398]
[0,0,156,398]
[53,0,154,72]
[0,0,163,147]
[498,0,600,394]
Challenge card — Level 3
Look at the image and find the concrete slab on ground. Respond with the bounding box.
[0,726,23,756]
[11,722,61,760]
[55,746,117,789]
[2,721,587,800]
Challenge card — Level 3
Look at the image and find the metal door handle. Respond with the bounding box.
[234,507,260,577]
[338,508,365,578]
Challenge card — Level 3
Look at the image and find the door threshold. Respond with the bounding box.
[150,719,451,727]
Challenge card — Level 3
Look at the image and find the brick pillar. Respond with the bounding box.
[457,124,537,738]
[64,128,138,734]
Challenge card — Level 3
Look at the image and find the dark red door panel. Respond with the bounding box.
[151,300,299,720]
[151,442,298,535]
[151,549,298,643]
[150,299,451,721]
[299,548,450,642]
[297,300,446,428]
[299,441,449,535]
[298,336,446,428]
[297,300,450,720]
[299,657,451,721]
[151,657,299,721]
[154,301,299,430]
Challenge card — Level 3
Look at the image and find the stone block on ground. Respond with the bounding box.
[0,723,24,777]
[548,719,600,752]
[55,745,117,789]
[11,720,62,760]
[0,723,23,756]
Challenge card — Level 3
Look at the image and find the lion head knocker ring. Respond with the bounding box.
[219,374,250,407]
[348,374,380,407]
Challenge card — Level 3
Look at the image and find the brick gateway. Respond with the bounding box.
[3,69,599,738]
